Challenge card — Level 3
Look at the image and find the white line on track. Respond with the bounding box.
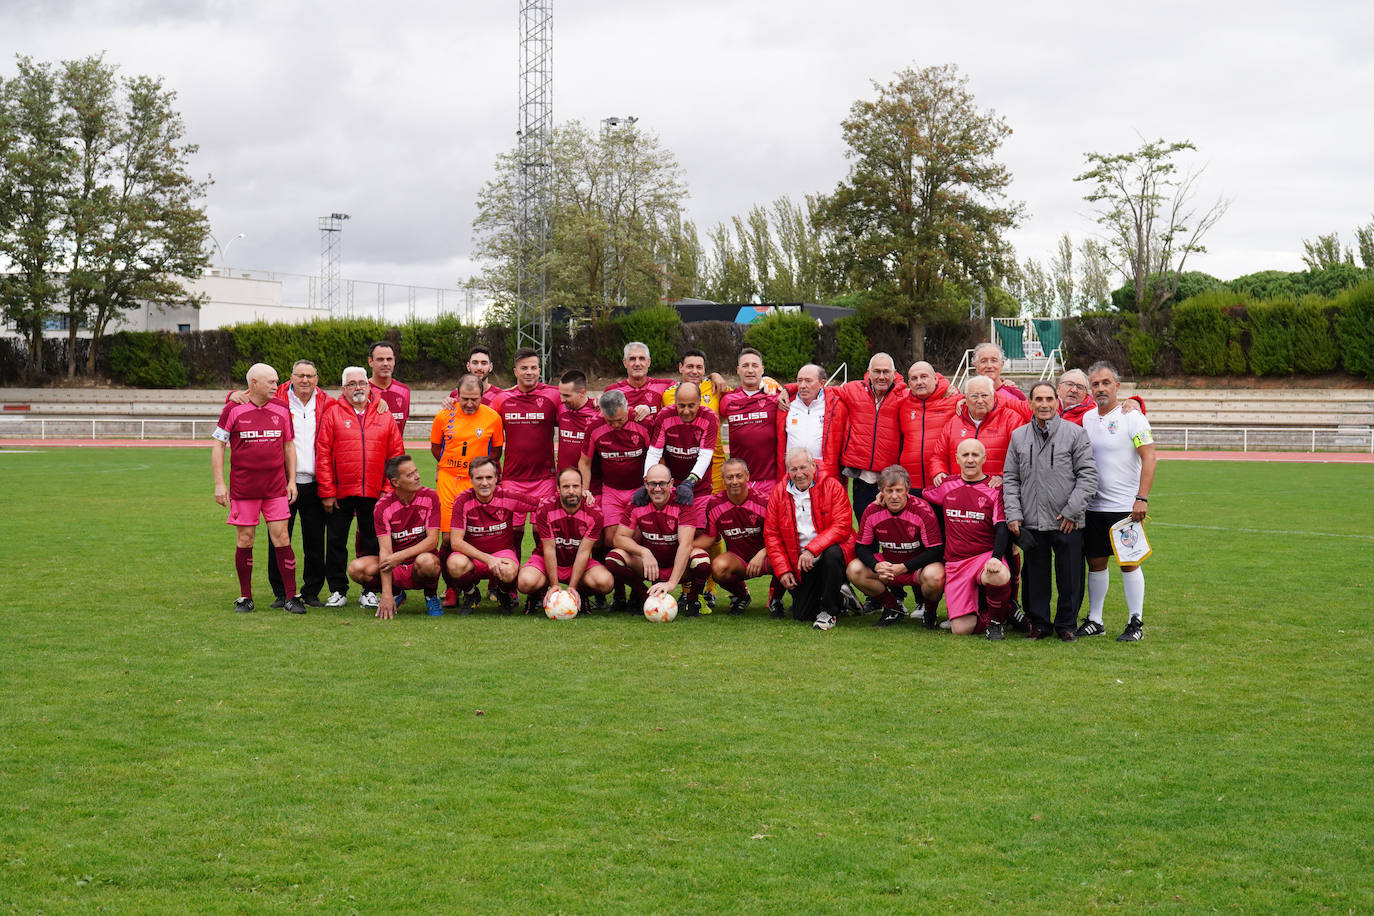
[0,449,42,454]
[1152,521,1374,541]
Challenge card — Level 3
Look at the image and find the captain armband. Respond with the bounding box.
[1131,429,1154,447]
[211,427,230,443]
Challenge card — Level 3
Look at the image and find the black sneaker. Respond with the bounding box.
[525,591,545,615]
[839,583,865,617]
[301,595,325,608]
[873,606,905,627]
[628,597,645,618]
[464,589,483,615]
[1009,601,1030,634]
[860,597,881,617]
[1026,623,1053,640]
[727,594,750,616]
[679,598,702,618]
[1075,619,1106,638]
[233,597,255,613]
[985,622,1005,641]
[1117,619,1144,642]
[768,596,786,619]
[589,593,608,613]
[610,598,628,615]
[270,596,286,609]
[702,590,717,612]
[922,605,939,629]
[283,597,307,615]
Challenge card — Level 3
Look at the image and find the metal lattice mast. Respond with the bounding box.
[516,0,552,373]
[318,212,349,314]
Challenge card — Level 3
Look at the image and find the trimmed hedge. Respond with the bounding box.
[1292,297,1341,374]
[107,332,190,388]
[743,311,819,380]
[1171,291,1250,375]
[1337,283,1374,380]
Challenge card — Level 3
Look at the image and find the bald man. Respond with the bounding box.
[826,352,907,519]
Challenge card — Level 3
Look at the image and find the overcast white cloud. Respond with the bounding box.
[4,0,1372,305]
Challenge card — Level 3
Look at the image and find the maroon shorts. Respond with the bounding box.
[454,548,519,587]
[527,552,605,583]
[391,554,440,590]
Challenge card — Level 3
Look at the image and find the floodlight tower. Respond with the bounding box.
[319,212,350,315]
[516,0,553,374]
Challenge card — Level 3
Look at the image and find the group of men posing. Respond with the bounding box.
[211,339,1155,641]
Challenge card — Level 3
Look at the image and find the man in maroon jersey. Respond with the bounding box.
[348,454,443,619]
[556,370,600,473]
[580,389,654,612]
[923,439,1014,639]
[607,341,672,427]
[608,463,712,616]
[695,457,776,616]
[211,362,305,615]
[498,348,560,569]
[447,456,541,614]
[517,467,614,606]
[644,381,717,503]
[367,341,411,437]
[717,347,787,500]
[845,465,945,629]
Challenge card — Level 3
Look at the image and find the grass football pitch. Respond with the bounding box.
[2,447,1371,914]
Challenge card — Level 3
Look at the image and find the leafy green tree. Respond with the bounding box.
[815,64,1022,361]
[700,195,836,304]
[1075,139,1229,334]
[1016,258,1056,315]
[1301,232,1353,270]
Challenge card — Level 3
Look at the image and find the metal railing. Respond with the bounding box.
[1150,426,1374,454]
[0,417,211,441]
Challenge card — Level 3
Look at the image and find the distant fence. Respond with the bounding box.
[3,417,1372,453]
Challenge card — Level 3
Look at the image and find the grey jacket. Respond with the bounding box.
[1002,415,1098,529]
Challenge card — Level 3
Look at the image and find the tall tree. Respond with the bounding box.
[1016,258,1056,316]
[815,63,1022,359]
[1074,138,1229,333]
[1050,233,1075,316]
[1356,218,1374,270]
[1301,232,1353,270]
[472,119,690,320]
[1077,237,1113,311]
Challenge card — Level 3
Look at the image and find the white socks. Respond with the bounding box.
[1087,569,1109,624]
[1121,567,1145,622]
[1088,567,1144,624]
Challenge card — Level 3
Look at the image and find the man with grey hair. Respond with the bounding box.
[826,352,906,521]
[211,362,304,614]
[1059,366,1146,426]
[762,447,856,631]
[974,341,1027,403]
[607,340,673,428]
[784,363,831,464]
[580,387,654,612]
[1004,381,1098,640]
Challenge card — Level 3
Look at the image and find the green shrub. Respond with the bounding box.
[1336,282,1374,380]
[743,310,819,380]
[1171,291,1249,375]
[107,332,190,388]
[611,306,682,373]
[1292,296,1341,374]
[1246,299,1296,376]
[1125,328,1159,376]
[833,315,869,378]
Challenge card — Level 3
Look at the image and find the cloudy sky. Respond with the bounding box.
[5,0,1371,316]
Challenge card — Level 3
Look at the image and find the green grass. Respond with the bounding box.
[2,448,1371,913]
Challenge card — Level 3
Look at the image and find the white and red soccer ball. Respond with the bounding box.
[543,588,580,620]
[643,592,678,623]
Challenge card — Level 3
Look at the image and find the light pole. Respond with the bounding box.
[210,232,246,272]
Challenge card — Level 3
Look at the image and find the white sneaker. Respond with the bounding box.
[359,590,379,609]
[324,591,348,608]
[938,617,953,630]
[812,611,837,631]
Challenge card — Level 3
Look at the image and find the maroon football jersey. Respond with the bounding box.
[703,491,768,560]
[534,500,603,568]
[607,377,672,428]
[450,486,542,554]
[373,486,442,552]
[856,496,942,565]
[370,378,411,437]
[623,498,705,568]
[923,476,1005,562]
[499,384,559,482]
[718,387,783,485]
[652,409,719,495]
[584,420,652,491]
[214,400,294,500]
[556,399,601,472]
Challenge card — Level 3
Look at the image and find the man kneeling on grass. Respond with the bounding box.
[695,458,776,616]
[516,468,615,611]
[607,463,712,617]
[844,465,945,629]
[446,456,541,614]
[348,455,444,619]
[922,439,1014,639]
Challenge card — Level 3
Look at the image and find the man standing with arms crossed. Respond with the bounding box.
[1078,362,1156,642]
[1003,382,1098,641]
[826,352,906,520]
[211,363,305,615]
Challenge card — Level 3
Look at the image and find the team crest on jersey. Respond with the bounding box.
[1107,420,1119,434]
[344,419,351,429]
[476,428,483,437]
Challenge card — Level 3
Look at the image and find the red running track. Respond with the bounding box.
[2,440,1372,463]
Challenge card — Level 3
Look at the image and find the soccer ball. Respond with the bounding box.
[643,592,678,623]
[543,588,579,620]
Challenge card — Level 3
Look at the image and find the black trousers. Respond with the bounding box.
[789,544,847,622]
[324,495,378,594]
[847,475,880,522]
[268,481,327,600]
[1021,527,1084,631]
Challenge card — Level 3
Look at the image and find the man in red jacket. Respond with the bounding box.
[897,360,959,491]
[929,375,1032,485]
[317,366,405,609]
[824,353,906,520]
[764,447,856,631]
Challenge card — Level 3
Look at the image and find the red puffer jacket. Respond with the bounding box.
[897,374,960,489]
[928,396,1031,481]
[763,475,856,577]
[316,394,405,499]
[1061,394,1147,426]
[823,376,907,479]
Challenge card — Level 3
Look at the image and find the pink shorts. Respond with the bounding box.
[527,552,604,583]
[944,551,993,623]
[227,495,291,527]
[596,486,637,531]
[501,477,557,525]
[748,480,778,503]
[391,553,441,590]
[455,548,519,586]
